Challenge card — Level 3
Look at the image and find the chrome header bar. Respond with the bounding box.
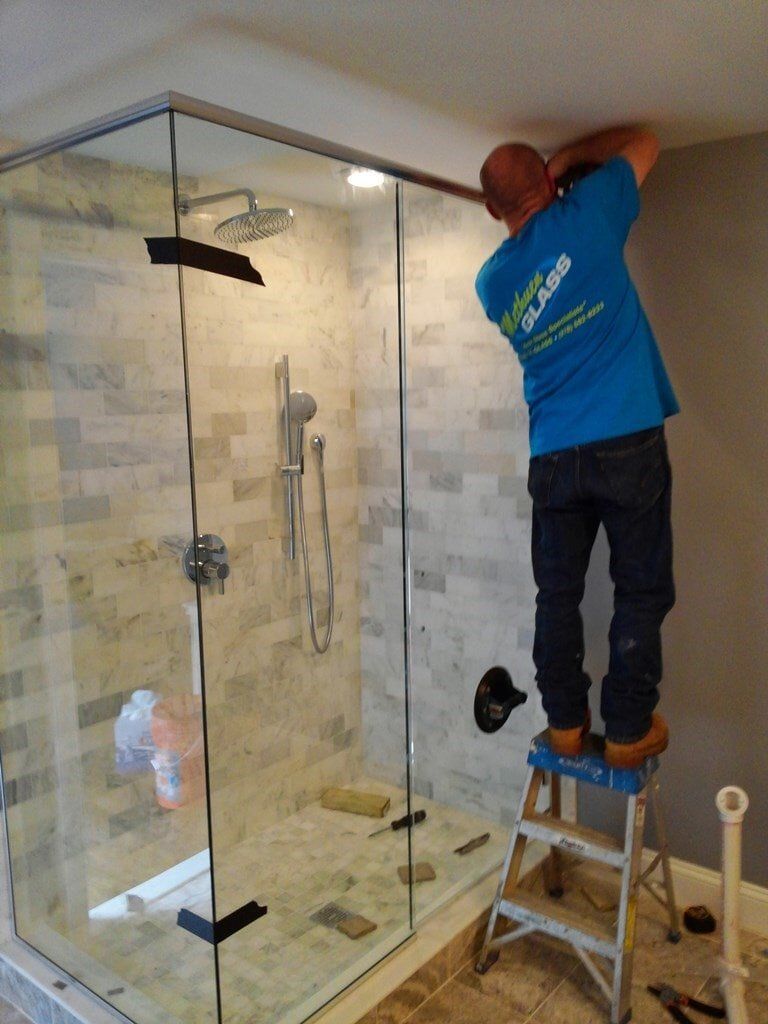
[0,90,484,204]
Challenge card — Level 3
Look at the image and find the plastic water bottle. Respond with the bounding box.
[114,690,159,774]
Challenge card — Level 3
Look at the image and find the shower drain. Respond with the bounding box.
[309,902,355,929]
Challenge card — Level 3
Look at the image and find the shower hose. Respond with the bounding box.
[296,434,334,653]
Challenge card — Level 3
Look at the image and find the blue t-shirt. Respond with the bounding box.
[475,157,679,456]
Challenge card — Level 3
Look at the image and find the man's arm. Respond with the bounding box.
[547,126,660,187]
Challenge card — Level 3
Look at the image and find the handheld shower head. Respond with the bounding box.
[289,390,317,424]
[288,390,318,461]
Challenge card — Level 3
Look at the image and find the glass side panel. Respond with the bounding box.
[170,113,409,1024]
[0,115,217,1024]
[398,181,546,920]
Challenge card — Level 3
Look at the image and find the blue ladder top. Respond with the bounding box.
[528,730,660,794]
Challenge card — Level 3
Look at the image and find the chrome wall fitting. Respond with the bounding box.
[275,355,334,654]
[182,534,230,594]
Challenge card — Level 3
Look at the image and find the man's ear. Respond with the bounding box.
[485,201,502,221]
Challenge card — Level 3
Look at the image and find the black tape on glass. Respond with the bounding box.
[177,900,268,944]
[145,236,265,286]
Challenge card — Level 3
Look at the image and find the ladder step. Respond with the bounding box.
[498,890,617,961]
[520,812,626,867]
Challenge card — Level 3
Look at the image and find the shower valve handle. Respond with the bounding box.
[200,559,230,594]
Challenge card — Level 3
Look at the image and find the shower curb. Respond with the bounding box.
[0,945,121,1024]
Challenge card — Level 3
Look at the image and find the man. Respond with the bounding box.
[475,127,678,768]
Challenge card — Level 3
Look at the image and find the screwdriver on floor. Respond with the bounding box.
[369,810,427,837]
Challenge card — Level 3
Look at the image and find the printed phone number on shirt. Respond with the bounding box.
[520,300,606,362]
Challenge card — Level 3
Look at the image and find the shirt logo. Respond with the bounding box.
[499,253,572,337]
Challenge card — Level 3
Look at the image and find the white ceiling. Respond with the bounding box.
[1,1,767,189]
[215,0,768,147]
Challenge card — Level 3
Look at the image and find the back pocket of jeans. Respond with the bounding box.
[595,433,667,508]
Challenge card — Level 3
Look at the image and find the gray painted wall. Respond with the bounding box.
[580,131,768,886]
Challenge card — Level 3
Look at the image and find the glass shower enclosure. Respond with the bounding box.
[0,94,535,1024]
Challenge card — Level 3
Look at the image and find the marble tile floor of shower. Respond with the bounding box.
[62,778,507,1024]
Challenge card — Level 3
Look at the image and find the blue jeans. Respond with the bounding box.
[528,426,675,743]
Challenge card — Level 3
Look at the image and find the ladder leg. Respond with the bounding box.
[611,789,647,1024]
[542,772,564,897]
[476,766,543,972]
[650,776,682,942]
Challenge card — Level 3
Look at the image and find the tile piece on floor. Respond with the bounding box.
[338,915,377,940]
[397,862,436,885]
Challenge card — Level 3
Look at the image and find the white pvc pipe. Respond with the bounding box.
[715,786,750,1024]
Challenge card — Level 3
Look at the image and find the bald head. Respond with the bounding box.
[480,143,550,225]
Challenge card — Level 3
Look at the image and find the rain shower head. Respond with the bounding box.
[215,206,294,245]
[178,187,293,244]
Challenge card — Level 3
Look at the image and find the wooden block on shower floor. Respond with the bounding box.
[321,788,390,818]
[337,914,377,940]
[398,862,436,885]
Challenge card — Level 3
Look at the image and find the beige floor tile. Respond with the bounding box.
[527,966,701,1024]
[376,950,450,1024]
[743,933,768,988]
[445,915,488,975]
[699,974,768,1024]
[631,921,718,990]
[527,965,607,1024]
[453,934,577,1019]
[405,979,527,1024]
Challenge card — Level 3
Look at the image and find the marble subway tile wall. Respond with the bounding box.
[0,135,213,955]
[178,184,366,882]
[353,186,546,828]
[349,202,408,781]
[0,142,375,931]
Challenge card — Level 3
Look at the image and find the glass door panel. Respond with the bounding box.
[170,112,410,1024]
[0,114,217,1024]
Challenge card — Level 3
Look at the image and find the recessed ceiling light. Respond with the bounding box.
[346,167,385,188]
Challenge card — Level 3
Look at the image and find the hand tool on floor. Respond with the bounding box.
[647,985,725,1022]
[368,809,426,837]
[454,832,490,855]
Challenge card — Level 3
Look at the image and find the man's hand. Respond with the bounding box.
[547,126,660,187]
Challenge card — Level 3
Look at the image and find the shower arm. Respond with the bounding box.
[178,188,257,216]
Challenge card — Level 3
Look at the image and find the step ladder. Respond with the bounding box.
[476,731,681,1024]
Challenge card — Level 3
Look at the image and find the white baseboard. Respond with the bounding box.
[642,849,768,937]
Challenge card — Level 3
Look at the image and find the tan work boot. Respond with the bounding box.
[548,711,591,756]
[605,713,669,769]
